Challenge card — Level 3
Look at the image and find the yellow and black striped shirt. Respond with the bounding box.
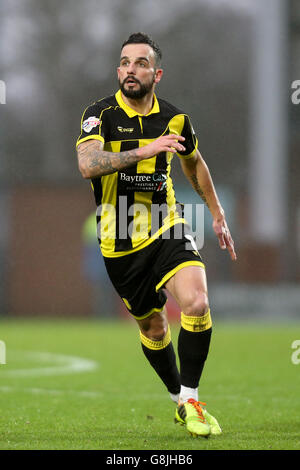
[76,90,198,258]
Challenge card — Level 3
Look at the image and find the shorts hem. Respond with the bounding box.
[130,302,167,320]
[155,261,205,292]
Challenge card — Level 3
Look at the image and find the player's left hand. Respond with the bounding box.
[213,216,237,261]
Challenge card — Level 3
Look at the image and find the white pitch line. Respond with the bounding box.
[0,385,102,398]
[0,386,170,401]
[0,350,99,378]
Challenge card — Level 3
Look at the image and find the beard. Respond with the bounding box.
[119,74,156,99]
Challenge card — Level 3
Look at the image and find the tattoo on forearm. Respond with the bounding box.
[89,155,114,172]
[190,174,210,208]
[77,141,139,176]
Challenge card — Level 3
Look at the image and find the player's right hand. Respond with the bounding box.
[138,134,186,159]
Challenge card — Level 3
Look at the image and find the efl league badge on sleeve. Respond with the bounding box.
[82,116,101,133]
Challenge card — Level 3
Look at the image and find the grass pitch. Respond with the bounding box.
[0,317,299,450]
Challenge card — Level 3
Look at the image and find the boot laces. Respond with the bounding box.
[187,399,206,423]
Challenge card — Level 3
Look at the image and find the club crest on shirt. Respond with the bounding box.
[82,116,101,133]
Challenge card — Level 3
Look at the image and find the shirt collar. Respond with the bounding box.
[115,89,160,118]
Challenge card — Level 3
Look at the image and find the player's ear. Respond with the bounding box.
[154,68,163,84]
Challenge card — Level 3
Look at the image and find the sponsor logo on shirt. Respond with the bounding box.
[119,172,167,192]
[117,126,134,133]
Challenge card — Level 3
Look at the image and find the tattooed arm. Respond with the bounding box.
[180,149,237,260]
[77,140,140,178]
[76,135,186,178]
[180,149,223,215]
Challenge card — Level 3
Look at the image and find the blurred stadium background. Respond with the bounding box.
[0,0,299,322]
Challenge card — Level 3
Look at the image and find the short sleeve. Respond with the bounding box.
[176,115,198,160]
[76,102,106,148]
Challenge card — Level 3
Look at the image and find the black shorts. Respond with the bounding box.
[103,225,205,319]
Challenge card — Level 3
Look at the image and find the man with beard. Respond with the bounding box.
[76,32,236,438]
